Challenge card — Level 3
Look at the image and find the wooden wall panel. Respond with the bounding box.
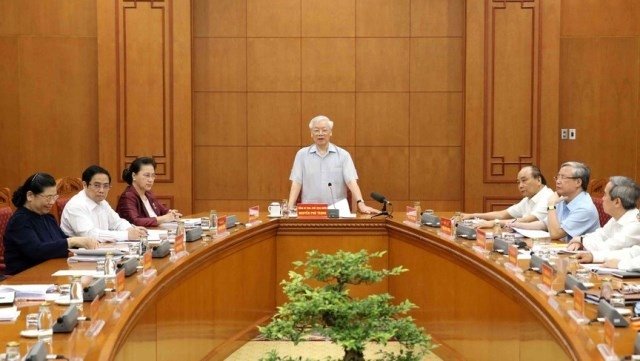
[355,93,409,146]
[355,147,410,201]
[561,0,640,37]
[411,0,465,37]
[193,38,246,92]
[301,0,355,37]
[410,38,464,92]
[560,37,639,180]
[247,0,301,37]
[356,38,410,92]
[247,147,300,200]
[410,93,463,146]
[464,0,559,213]
[410,147,463,201]
[194,93,247,146]
[194,147,247,199]
[192,0,246,37]
[356,0,410,37]
[247,93,301,146]
[0,1,98,194]
[301,38,355,92]
[247,38,301,92]
[485,1,539,183]
[97,0,192,213]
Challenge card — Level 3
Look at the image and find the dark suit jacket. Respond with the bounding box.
[116,186,169,227]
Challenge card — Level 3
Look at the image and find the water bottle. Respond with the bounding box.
[70,276,84,316]
[493,219,502,237]
[413,201,421,225]
[105,251,117,289]
[37,302,53,352]
[209,211,217,237]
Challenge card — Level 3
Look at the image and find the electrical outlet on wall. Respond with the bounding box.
[569,129,576,140]
[561,129,568,140]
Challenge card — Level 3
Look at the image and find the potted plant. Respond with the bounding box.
[259,249,435,361]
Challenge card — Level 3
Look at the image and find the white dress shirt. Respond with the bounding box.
[583,208,640,252]
[506,185,554,221]
[60,190,132,242]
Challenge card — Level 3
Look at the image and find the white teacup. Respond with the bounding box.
[268,202,281,217]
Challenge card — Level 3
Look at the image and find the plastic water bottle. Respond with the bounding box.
[493,219,502,237]
[105,251,117,289]
[70,275,84,316]
[37,302,53,352]
[5,341,20,361]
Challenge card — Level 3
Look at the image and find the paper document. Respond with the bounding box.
[51,270,104,278]
[147,229,169,241]
[0,306,20,321]
[0,284,54,300]
[329,198,356,218]
[0,291,15,305]
[511,227,550,239]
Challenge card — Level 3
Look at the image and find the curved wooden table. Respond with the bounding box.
[1,215,636,360]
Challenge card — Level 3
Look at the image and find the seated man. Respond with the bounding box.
[61,165,147,242]
[567,176,640,251]
[576,240,640,271]
[287,115,378,214]
[461,165,553,227]
[511,161,599,240]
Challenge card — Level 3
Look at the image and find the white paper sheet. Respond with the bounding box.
[329,198,356,218]
[512,227,551,239]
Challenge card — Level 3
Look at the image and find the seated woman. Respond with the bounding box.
[3,173,97,275]
[116,157,182,227]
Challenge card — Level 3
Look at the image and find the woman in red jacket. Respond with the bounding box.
[116,157,182,227]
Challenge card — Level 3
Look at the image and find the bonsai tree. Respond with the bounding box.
[259,249,434,361]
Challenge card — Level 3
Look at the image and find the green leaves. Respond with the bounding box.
[260,249,435,361]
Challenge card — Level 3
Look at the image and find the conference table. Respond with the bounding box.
[0,213,638,360]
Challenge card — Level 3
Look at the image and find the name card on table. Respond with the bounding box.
[508,244,519,266]
[439,217,453,238]
[116,269,125,294]
[174,231,185,254]
[217,216,227,234]
[297,204,328,219]
[541,262,554,289]
[476,229,487,249]
[405,206,417,223]
[141,250,156,278]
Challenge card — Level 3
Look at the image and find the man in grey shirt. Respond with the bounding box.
[288,115,378,214]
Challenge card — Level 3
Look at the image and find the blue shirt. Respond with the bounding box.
[553,191,600,240]
[3,207,70,275]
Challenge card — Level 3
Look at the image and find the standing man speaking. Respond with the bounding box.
[287,115,378,215]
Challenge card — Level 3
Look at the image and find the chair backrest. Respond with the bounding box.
[591,196,611,227]
[0,206,13,274]
[0,187,11,209]
[52,177,83,223]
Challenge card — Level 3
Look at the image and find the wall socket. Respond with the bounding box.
[569,128,576,140]
[561,129,568,139]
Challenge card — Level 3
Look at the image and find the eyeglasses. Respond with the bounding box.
[37,194,59,202]
[89,183,111,190]
[311,128,330,135]
[554,174,579,181]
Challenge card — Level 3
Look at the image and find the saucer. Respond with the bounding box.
[19,329,39,338]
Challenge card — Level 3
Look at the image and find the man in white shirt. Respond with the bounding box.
[568,176,640,252]
[461,165,553,227]
[61,165,147,242]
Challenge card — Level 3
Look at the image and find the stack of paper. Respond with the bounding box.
[0,284,54,300]
[0,306,20,321]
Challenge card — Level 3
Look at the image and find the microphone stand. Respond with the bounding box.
[371,202,393,218]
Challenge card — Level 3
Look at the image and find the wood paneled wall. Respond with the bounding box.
[559,0,640,182]
[0,0,98,194]
[192,0,466,213]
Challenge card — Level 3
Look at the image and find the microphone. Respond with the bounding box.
[327,183,339,218]
[370,192,391,205]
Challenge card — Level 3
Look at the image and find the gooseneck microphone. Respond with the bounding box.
[370,192,391,205]
[370,192,392,218]
[327,183,339,218]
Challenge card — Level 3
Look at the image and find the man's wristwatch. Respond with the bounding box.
[356,199,364,205]
[547,205,556,210]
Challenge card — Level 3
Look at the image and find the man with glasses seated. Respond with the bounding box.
[567,176,640,251]
[287,115,379,215]
[61,165,147,242]
[511,161,599,241]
